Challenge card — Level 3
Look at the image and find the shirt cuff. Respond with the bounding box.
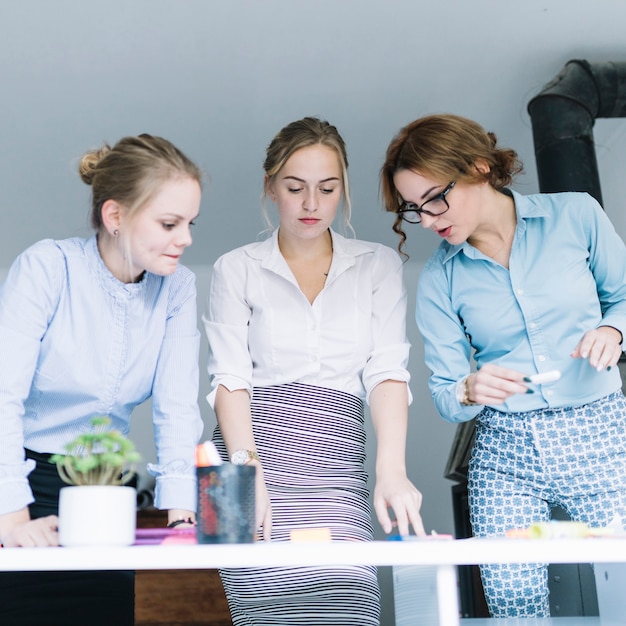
[151,475,197,513]
[206,377,251,409]
[0,468,36,517]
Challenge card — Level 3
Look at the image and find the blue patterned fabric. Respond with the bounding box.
[468,391,626,616]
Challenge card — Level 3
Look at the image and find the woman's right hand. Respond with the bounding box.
[0,510,59,547]
[212,389,272,538]
[467,363,528,405]
[252,462,272,541]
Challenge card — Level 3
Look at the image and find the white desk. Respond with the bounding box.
[461,617,604,626]
[1,538,625,625]
[2,537,626,570]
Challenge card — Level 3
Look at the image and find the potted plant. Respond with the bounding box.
[51,415,141,547]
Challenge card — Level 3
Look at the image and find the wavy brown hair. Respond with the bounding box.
[380,114,522,255]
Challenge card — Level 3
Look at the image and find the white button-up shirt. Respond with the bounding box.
[203,229,411,406]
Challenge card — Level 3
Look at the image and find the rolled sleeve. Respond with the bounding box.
[203,320,253,408]
[203,253,254,409]
[362,246,412,404]
[0,459,36,516]
[147,461,198,511]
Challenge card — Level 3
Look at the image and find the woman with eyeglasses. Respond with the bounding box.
[203,116,425,625]
[380,113,626,618]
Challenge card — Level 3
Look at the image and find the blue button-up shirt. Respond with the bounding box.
[416,190,626,423]
[0,236,204,514]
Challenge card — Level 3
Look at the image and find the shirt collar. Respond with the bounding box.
[441,188,550,263]
[245,228,374,280]
[88,235,147,298]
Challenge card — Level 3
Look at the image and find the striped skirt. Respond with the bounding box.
[212,382,380,625]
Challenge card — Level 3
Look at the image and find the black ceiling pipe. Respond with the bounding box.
[527,59,626,206]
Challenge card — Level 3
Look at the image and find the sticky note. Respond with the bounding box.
[289,527,332,542]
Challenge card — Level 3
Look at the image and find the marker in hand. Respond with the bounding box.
[524,369,561,385]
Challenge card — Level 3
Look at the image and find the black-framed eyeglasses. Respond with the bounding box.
[396,181,456,224]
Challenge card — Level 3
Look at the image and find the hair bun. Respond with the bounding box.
[486,131,498,149]
[78,144,111,185]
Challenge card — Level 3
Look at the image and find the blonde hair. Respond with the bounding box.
[380,114,522,255]
[79,133,201,231]
[262,117,353,234]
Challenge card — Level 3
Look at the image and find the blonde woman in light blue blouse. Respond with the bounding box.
[0,134,204,625]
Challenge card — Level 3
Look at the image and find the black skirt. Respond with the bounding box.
[0,449,134,626]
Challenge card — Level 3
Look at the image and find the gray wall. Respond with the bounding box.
[2,1,626,622]
[2,0,626,270]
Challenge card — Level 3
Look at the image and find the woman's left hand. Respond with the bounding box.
[373,472,426,537]
[2,515,60,547]
[167,509,196,528]
[571,326,623,371]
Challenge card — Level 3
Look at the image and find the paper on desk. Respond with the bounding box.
[134,528,197,545]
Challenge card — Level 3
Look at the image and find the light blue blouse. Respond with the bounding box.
[0,236,204,514]
[416,190,626,423]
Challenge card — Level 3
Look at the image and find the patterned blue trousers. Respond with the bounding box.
[468,391,626,617]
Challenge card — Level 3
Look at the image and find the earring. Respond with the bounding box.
[113,229,119,237]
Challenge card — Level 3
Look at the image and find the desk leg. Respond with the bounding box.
[436,564,460,626]
[393,564,460,625]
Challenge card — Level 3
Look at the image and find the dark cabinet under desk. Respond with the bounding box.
[135,508,232,626]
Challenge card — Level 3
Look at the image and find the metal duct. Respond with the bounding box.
[527,59,626,206]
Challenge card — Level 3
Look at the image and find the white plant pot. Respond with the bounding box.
[58,485,136,547]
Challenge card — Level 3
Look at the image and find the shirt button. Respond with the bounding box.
[538,355,546,362]
[546,390,554,397]
[529,322,537,329]
[517,289,524,295]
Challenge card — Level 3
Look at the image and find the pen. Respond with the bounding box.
[387,532,453,541]
[524,370,561,385]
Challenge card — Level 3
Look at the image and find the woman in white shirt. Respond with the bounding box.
[204,116,424,625]
[0,134,204,625]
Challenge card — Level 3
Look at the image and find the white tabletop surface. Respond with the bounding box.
[1,537,626,572]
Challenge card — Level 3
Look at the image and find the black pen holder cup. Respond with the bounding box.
[196,464,256,544]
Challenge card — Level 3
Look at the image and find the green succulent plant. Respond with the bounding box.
[51,416,141,486]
